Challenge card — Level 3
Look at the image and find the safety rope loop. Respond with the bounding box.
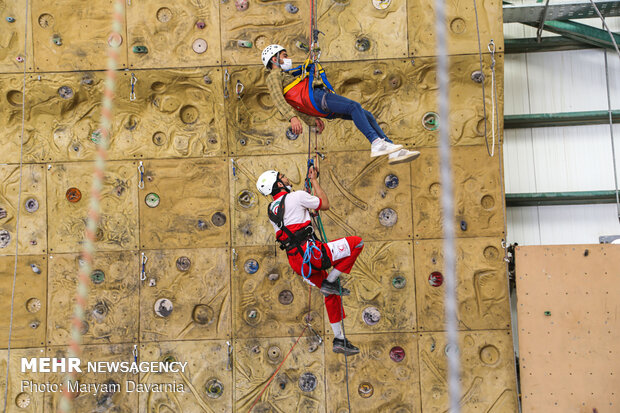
[301,240,322,279]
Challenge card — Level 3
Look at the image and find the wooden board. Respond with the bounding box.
[516,244,620,412]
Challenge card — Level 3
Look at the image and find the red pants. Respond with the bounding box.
[287,236,364,323]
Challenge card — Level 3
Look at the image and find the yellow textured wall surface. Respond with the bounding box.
[0,0,516,410]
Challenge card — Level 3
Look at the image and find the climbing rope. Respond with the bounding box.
[57,1,124,412]
[436,0,461,412]
[488,39,499,157]
[472,0,494,157]
[3,1,29,411]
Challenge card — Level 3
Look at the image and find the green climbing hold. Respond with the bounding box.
[133,45,148,54]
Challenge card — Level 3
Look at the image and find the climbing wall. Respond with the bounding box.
[0,0,517,411]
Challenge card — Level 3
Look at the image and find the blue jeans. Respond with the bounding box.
[313,88,392,144]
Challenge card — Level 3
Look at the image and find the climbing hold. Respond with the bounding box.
[149,278,157,287]
[196,20,206,29]
[235,0,249,11]
[133,45,148,54]
[422,112,439,131]
[267,346,281,362]
[6,17,15,23]
[244,259,259,274]
[38,14,54,28]
[378,208,397,227]
[285,3,299,13]
[392,275,406,289]
[15,56,24,63]
[372,0,391,9]
[355,37,371,52]
[90,269,105,284]
[24,198,39,213]
[205,378,224,398]
[58,86,74,99]
[152,132,166,146]
[0,230,10,248]
[429,271,443,287]
[156,7,172,23]
[237,190,257,208]
[192,38,208,54]
[245,308,260,324]
[362,306,381,325]
[471,70,485,83]
[162,355,176,365]
[479,345,499,365]
[358,382,374,398]
[296,41,310,53]
[0,208,6,219]
[108,33,122,48]
[544,311,551,316]
[298,372,317,392]
[286,127,299,140]
[268,273,279,281]
[154,298,173,317]
[211,212,227,227]
[460,220,467,231]
[30,264,41,274]
[52,34,62,46]
[15,392,30,408]
[197,219,207,230]
[26,298,41,313]
[390,346,405,362]
[384,174,399,189]
[450,18,466,34]
[65,188,82,203]
[29,320,40,329]
[180,105,199,124]
[176,256,191,271]
[278,289,294,305]
[145,193,160,208]
[192,304,214,325]
[444,343,458,356]
[91,130,103,145]
[237,40,252,48]
[93,302,108,320]
[203,75,212,84]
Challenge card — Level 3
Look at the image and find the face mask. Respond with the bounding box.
[285,185,292,191]
[280,58,293,71]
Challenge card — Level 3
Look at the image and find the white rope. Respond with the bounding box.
[3,1,29,411]
[435,0,461,410]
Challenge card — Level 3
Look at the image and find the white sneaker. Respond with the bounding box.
[370,139,403,157]
[388,149,420,165]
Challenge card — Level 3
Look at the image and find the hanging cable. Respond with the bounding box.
[603,50,620,222]
[3,2,29,412]
[588,0,620,62]
[488,40,499,157]
[436,0,461,412]
[472,0,493,157]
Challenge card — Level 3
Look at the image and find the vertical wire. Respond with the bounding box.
[603,50,620,221]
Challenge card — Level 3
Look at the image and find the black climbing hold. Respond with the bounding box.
[211,212,227,227]
[355,37,371,52]
[285,3,299,13]
[460,220,467,231]
[298,372,317,392]
[286,127,299,140]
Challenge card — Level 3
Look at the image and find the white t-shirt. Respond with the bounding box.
[269,190,321,236]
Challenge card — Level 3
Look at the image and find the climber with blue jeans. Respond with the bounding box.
[262,44,420,164]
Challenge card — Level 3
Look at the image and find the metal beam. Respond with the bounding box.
[506,191,619,207]
[522,19,620,50]
[505,37,597,53]
[503,1,620,23]
[505,110,620,129]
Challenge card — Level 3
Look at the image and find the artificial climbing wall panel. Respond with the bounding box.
[0,0,513,410]
[0,348,45,412]
[516,245,620,412]
[0,0,34,72]
[47,251,139,346]
[126,0,222,69]
[0,164,47,256]
[0,256,47,348]
[31,0,129,72]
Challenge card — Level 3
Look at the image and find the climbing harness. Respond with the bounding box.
[472,0,494,158]
[282,59,336,118]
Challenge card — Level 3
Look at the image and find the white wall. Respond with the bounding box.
[503,11,620,245]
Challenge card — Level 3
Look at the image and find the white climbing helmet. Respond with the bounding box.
[261,44,285,68]
[256,170,279,196]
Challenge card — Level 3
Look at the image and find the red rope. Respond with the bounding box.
[247,324,309,412]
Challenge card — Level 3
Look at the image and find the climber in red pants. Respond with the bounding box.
[256,166,363,355]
